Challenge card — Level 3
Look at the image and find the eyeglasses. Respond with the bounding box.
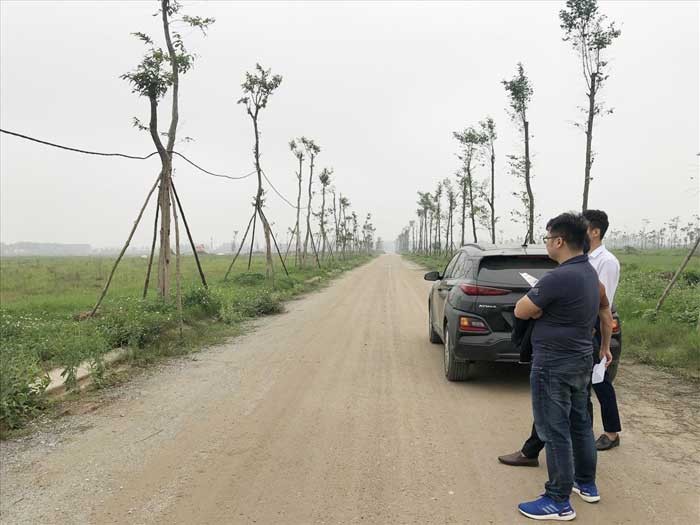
[542,235,563,244]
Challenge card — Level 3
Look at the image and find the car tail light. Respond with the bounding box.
[459,316,490,333]
[459,284,510,296]
[612,318,620,334]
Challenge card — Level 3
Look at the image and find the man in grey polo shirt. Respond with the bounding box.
[515,212,601,521]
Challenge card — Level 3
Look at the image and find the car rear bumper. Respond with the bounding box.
[454,333,521,363]
[453,333,623,366]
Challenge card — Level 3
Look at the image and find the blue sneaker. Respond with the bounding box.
[518,495,576,521]
[572,481,600,503]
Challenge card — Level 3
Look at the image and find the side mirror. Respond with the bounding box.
[424,271,441,281]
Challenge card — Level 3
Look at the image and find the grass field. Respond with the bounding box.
[0,252,372,429]
[405,249,700,378]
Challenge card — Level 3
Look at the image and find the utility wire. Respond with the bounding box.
[0,128,159,160]
[262,169,307,210]
[171,151,255,181]
[0,128,255,181]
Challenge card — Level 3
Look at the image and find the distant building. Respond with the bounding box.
[0,242,92,257]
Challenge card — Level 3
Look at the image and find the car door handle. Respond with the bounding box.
[438,284,453,291]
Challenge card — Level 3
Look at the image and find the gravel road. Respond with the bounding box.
[1,254,698,524]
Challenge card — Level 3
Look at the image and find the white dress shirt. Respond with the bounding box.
[588,244,620,304]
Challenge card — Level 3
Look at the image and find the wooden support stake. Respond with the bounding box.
[224,210,255,281]
[143,198,160,299]
[171,179,207,289]
[90,173,161,317]
[170,184,184,337]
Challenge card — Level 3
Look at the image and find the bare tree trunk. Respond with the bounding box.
[582,73,596,212]
[320,186,327,258]
[655,235,700,314]
[460,177,467,247]
[146,94,172,300]
[159,0,181,299]
[490,148,496,244]
[524,120,535,244]
[332,192,339,254]
[302,154,315,266]
[251,116,273,278]
[468,168,478,243]
[295,156,303,266]
[91,174,161,317]
[428,215,433,254]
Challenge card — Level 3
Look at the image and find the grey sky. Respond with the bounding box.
[1,1,698,248]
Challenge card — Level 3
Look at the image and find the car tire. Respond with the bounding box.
[429,303,442,344]
[443,322,471,381]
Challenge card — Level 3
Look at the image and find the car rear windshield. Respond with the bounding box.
[477,256,557,288]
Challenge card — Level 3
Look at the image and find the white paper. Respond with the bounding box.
[519,272,539,288]
[592,357,607,384]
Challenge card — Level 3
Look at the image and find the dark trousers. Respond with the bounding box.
[592,370,622,433]
[522,347,622,458]
[592,342,622,433]
[530,358,597,502]
[522,385,594,459]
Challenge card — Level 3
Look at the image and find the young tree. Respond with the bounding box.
[338,195,350,257]
[330,189,339,253]
[442,178,456,252]
[454,127,487,244]
[318,167,333,258]
[120,0,214,299]
[289,139,305,266]
[560,0,621,211]
[479,117,498,244]
[503,63,535,244]
[300,137,321,267]
[433,182,443,253]
[417,191,432,253]
[237,63,283,279]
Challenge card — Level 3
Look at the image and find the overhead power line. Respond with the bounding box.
[171,151,255,181]
[1,127,311,207]
[262,169,307,210]
[0,128,255,181]
[0,128,159,160]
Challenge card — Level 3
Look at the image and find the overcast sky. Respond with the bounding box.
[1,1,698,249]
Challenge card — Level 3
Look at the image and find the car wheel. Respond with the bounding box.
[428,303,442,344]
[443,322,471,381]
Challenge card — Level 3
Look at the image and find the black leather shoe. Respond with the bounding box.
[596,434,620,451]
[498,450,539,467]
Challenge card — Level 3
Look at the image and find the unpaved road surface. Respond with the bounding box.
[1,254,699,524]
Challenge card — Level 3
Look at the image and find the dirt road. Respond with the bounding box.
[1,254,698,524]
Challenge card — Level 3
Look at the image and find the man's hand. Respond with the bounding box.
[599,345,613,368]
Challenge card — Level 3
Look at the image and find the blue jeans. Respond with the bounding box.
[531,355,597,502]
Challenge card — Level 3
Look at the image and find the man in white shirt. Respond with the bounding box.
[584,209,622,451]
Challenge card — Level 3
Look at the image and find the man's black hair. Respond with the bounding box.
[583,209,609,239]
[546,212,588,251]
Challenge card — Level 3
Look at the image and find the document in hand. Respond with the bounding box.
[592,356,607,384]
[519,272,539,288]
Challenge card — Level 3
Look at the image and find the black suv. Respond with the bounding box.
[424,244,621,381]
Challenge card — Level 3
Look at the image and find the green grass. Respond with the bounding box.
[404,249,700,378]
[0,252,373,429]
